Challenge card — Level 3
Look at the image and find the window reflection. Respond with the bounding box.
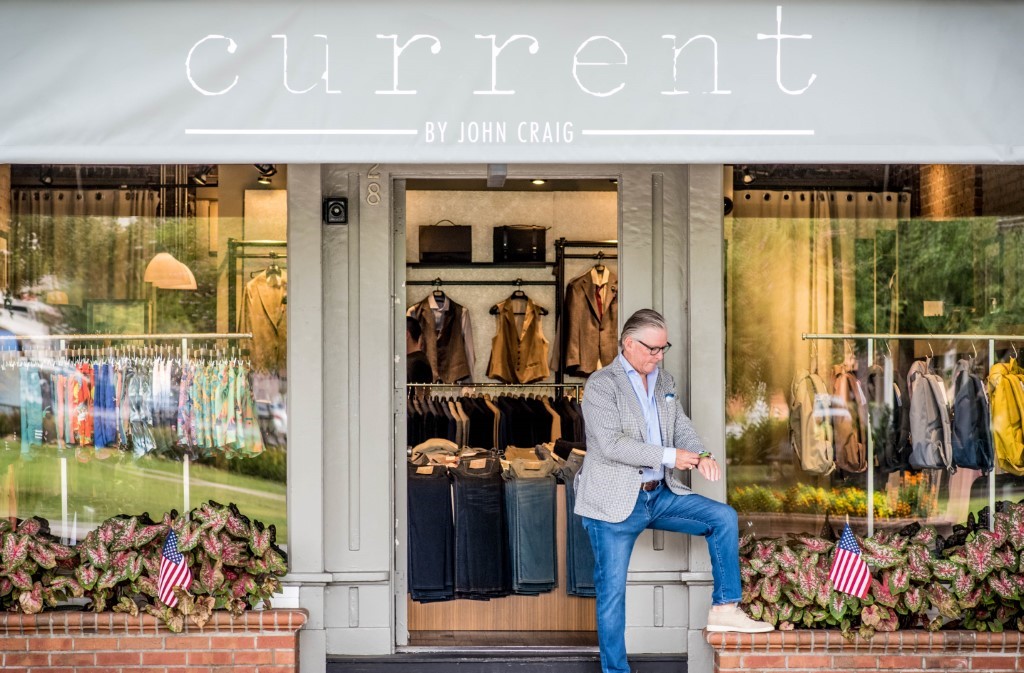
[725,165,1024,536]
[0,165,287,543]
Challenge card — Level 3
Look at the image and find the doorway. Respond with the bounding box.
[394,173,621,649]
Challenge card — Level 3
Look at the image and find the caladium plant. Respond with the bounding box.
[68,501,287,632]
[0,517,79,614]
[740,500,1024,638]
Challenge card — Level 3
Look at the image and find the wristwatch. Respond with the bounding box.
[697,450,715,461]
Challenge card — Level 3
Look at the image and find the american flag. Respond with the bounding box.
[158,530,193,607]
[829,523,871,598]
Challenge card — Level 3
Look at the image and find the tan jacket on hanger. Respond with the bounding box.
[239,270,287,376]
[487,297,551,384]
[561,268,617,377]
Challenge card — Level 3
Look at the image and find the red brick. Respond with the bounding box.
[256,667,299,673]
[924,657,969,670]
[96,650,142,665]
[837,655,879,669]
[274,648,296,664]
[235,649,274,664]
[122,636,163,649]
[28,636,74,650]
[165,635,210,649]
[76,668,125,673]
[0,639,27,651]
[60,652,99,666]
[188,650,234,665]
[790,656,832,668]
[142,651,188,666]
[716,654,742,668]
[73,636,121,650]
[879,655,923,669]
[42,668,75,673]
[210,635,257,649]
[743,655,787,668]
[257,635,298,648]
[3,652,51,666]
[972,656,1017,670]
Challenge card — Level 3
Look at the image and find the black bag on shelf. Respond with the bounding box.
[419,220,472,263]
[493,225,548,263]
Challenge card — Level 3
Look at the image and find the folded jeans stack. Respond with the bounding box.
[503,453,558,595]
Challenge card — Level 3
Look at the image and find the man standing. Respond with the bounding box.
[575,309,771,673]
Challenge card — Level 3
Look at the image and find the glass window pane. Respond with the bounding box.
[724,164,1024,536]
[0,164,287,544]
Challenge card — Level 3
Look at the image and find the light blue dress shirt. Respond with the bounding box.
[618,353,677,482]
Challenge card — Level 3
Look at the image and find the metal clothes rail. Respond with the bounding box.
[553,238,618,384]
[408,381,584,398]
[0,332,252,362]
[406,278,556,287]
[802,331,1023,535]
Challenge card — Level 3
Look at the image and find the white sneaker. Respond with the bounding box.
[706,606,774,633]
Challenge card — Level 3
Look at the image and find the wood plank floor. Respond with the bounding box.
[409,630,598,648]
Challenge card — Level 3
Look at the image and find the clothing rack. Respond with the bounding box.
[0,332,252,361]
[227,239,287,332]
[408,381,584,399]
[406,277,556,287]
[553,238,619,384]
[802,331,1023,536]
[1,331,254,540]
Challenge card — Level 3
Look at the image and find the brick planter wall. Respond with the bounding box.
[706,630,1024,673]
[0,608,307,673]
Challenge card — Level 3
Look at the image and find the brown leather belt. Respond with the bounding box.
[640,479,661,492]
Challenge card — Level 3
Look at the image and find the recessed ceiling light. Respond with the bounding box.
[532,179,546,185]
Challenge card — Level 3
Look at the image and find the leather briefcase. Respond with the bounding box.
[493,225,548,263]
[419,220,472,263]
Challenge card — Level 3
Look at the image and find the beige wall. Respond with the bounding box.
[406,189,617,383]
[214,164,288,332]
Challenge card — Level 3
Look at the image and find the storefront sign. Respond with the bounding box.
[1,1,1021,163]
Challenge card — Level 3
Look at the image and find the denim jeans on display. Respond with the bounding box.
[451,458,510,599]
[504,457,558,594]
[583,483,741,673]
[559,450,596,597]
[406,463,455,602]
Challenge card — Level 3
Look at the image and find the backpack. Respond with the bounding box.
[907,358,953,472]
[951,359,994,474]
[868,362,912,473]
[789,369,835,475]
[831,366,869,473]
[988,358,1024,476]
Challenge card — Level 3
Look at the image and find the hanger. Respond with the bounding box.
[593,251,607,274]
[491,280,549,316]
[266,251,282,278]
[431,278,446,303]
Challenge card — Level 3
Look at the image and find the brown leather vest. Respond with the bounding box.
[487,297,551,384]
[410,296,471,383]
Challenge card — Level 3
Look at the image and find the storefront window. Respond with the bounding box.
[724,164,1024,536]
[0,164,287,542]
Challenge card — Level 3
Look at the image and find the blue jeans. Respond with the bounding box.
[582,483,741,673]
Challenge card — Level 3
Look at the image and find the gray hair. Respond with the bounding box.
[619,308,667,349]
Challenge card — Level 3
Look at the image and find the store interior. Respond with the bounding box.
[402,177,619,646]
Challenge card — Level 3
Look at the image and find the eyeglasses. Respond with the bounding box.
[635,339,672,356]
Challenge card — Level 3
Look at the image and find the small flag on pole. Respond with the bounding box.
[158,530,193,607]
[829,523,871,598]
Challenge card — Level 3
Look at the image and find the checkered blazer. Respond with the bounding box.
[574,357,708,523]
